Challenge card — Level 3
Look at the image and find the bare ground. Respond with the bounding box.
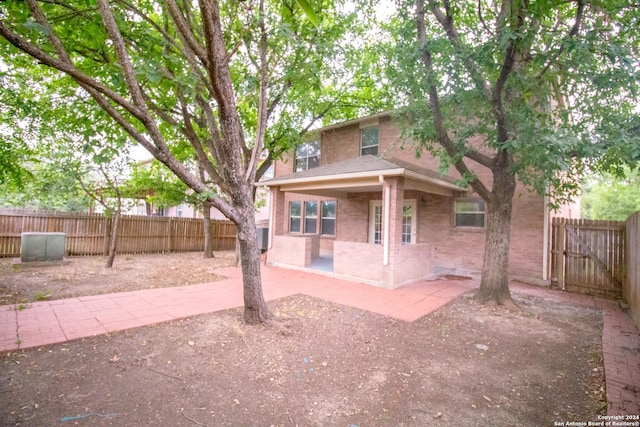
[0,252,606,426]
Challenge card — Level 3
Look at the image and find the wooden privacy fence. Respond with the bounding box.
[551,218,626,298]
[0,210,236,257]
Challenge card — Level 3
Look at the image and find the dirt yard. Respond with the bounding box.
[0,252,606,426]
[0,251,238,305]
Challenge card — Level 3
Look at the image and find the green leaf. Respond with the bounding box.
[295,0,318,27]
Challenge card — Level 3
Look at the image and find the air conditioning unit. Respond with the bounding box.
[21,232,66,262]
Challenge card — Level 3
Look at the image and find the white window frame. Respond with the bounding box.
[304,201,318,234]
[295,140,320,172]
[369,201,383,244]
[401,201,417,244]
[369,200,416,244]
[289,201,302,233]
[320,201,336,236]
[454,198,486,228]
[360,126,379,156]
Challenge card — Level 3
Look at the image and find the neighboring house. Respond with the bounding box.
[262,111,579,289]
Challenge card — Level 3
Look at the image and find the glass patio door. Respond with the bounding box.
[369,200,416,245]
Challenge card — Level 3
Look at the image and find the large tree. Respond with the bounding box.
[0,0,379,323]
[387,0,639,304]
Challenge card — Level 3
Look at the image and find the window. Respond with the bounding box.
[370,203,383,244]
[289,200,336,235]
[360,126,379,156]
[289,202,301,233]
[402,205,413,244]
[455,198,485,228]
[321,201,336,236]
[304,201,318,234]
[295,140,320,172]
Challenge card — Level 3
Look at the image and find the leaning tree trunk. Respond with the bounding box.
[105,209,120,268]
[202,201,214,259]
[474,169,516,305]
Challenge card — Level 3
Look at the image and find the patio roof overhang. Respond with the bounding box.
[260,155,462,198]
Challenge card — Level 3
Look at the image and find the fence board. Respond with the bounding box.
[0,209,236,257]
[551,218,626,298]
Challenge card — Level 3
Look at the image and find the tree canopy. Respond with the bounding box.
[0,0,389,323]
[384,0,639,303]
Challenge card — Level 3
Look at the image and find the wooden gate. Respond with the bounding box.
[551,218,626,298]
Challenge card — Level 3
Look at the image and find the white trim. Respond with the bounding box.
[369,200,382,245]
[402,200,418,245]
[268,191,274,249]
[383,179,391,266]
[359,119,380,129]
[318,110,392,132]
[543,193,550,281]
[261,168,460,192]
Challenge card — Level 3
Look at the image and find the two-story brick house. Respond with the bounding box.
[262,111,578,289]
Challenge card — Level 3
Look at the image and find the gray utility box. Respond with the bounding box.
[257,227,269,251]
[21,232,66,262]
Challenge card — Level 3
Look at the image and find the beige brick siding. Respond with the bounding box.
[268,235,313,267]
[334,241,385,285]
[390,243,435,286]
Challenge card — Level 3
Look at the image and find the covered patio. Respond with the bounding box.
[262,155,463,289]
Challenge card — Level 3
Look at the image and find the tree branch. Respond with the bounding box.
[537,0,585,79]
[177,92,228,193]
[427,0,492,101]
[164,0,208,66]
[464,148,494,169]
[416,0,491,201]
[0,9,141,120]
[244,0,268,183]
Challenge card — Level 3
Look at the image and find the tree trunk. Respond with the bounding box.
[202,202,213,259]
[474,169,516,305]
[235,211,270,324]
[234,238,241,267]
[105,210,120,268]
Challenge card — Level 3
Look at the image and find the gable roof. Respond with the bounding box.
[261,155,462,197]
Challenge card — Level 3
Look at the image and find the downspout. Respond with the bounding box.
[543,192,550,281]
[268,189,274,250]
[379,175,390,266]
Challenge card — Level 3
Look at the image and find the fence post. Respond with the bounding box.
[168,217,173,253]
[557,220,566,290]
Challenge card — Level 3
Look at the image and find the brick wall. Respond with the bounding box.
[390,243,435,286]
[334,241,385,286]
[337,193,372,242]
[422,186,546,281]
[268,235,312,267]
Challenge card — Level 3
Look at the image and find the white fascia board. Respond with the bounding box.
[260,168,406,188]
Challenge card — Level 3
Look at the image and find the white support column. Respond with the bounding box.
[268,190,274,250]
[379,175,390,266]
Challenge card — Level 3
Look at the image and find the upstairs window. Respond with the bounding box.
[454,198,485,228]
[360,126,379,156]
[295,140,320,172]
